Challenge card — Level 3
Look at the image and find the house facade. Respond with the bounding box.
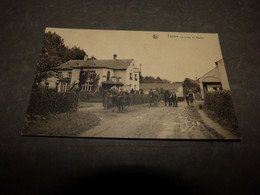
[198,59,230,99]
[44,55,140,92]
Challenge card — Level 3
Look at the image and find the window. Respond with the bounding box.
[60,83,70,92]
[135,74,138,81]
[81,71,96,91]
[88,71,95,82]
[81,82,93,91]
[82,71,95,82]
[130,73,132,80]
[68,72,72,78]
[107,71,110,81]
[56,72,62,78]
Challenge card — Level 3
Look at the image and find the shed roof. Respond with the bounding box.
[198,66,219,82]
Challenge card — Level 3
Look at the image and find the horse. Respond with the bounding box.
[149,90,159,106]
[164,90,170,106]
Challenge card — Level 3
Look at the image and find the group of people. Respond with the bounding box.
[163,90,178,107]
[104,87,195,112]
[185,89,195,107]
[109,87,130,112]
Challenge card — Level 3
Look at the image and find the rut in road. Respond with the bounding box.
[79,102,222,139]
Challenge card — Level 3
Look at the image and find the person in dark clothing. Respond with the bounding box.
[111,89,118,112]
[117,89,125,112]
[188,90,195,107]
[172,92,178,107]
[185,90,190,106]
[149,89,154,106]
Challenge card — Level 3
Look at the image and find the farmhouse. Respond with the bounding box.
[45,54,140,92]
[198,59,230,99]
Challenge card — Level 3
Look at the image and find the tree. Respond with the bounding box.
[139,74,144,83]
[141,75,170,83]
[34,31,87,87]
[34,31,66,86]
[88,55,97,60]
[64,46,86,61]
[183,78,200,93]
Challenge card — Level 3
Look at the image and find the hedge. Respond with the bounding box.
[204,90,237,122]
[27,88,79,115]
[79,91,93,101]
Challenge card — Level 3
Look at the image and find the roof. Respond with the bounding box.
[198,66,218,82]
[56,59,134,70]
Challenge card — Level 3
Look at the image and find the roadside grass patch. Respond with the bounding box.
[22,112,100,136]
[203,108,240,137]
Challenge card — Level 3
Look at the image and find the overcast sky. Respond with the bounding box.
[45,27,223,82]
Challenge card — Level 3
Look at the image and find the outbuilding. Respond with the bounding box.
[198,59,230,99]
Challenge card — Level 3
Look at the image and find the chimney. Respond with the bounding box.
[84,54,88,61]
[113,54,117,60]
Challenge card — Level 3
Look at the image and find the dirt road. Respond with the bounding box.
[79,101,233,139]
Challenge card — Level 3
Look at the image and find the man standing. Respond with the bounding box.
[111,89,118,112]
[189,90,195,107]
[117,88,125,112]
[173,92,178,107]
[149,88,153,106]
[185,90,190,106]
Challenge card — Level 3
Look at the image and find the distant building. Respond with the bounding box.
[198,59,230,99]
[44,54,140,92]
[140,82,184,98]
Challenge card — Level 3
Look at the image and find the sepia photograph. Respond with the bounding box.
[21,28,241,140]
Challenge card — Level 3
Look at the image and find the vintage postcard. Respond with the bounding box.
[22,28,241,140]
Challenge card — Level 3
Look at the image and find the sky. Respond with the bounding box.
[45,27,223,82]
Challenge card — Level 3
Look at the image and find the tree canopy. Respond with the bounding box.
[140,75,171,83]
[183,78,200,93]
[34,31,86,87]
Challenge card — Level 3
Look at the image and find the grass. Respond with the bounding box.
[22,111,101,137]
[203,108,241,137]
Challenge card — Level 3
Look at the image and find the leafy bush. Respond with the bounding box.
[27,88,79,115]
[79,91,93,101]
[204,90,238,125]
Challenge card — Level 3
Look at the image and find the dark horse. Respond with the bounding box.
[164,90,170,106]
